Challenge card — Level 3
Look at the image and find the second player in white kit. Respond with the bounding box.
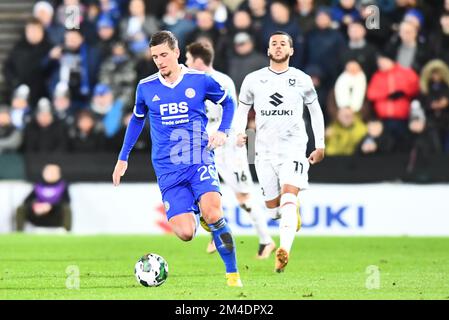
[238,66,321,200]
[235,31,326,272]
[185,41,276,259]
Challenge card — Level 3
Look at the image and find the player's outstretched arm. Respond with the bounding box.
[112,160,128,186]
[112,113,146,185]
[305,81,325,165]
[306,98,326,165]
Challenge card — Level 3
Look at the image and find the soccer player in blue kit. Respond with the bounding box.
[112,31,242,287]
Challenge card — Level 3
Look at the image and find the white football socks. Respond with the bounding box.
[267,206,281,220]
[279,193,298,253]
[192,212,200,237]
[241,199,273,245]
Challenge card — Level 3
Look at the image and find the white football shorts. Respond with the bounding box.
[214,140,253,194]
[255,153,310,201]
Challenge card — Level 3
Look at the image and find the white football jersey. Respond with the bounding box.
[204,69,252,193]
[205,70,237,135]
[239,67,319,157]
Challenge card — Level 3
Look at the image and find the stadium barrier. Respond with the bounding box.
[19,153,449,183]
[0,153,26,180]
[1,182,448,236]
[0,153,448,182]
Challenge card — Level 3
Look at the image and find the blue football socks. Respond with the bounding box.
[208,217,238,273]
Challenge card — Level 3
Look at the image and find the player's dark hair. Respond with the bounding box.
[186,41,214,66]
[149,31,178,50]
[269,31,293,48]
[26,17,43,27]
[65,28,83,36]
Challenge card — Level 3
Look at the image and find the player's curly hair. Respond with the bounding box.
[149,31,179,50]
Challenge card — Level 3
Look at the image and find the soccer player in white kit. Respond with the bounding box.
[234,31,325,272]
[185,41,276,259]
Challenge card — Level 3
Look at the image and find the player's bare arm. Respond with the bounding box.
[112,160,128,186]
[308,148,325,165]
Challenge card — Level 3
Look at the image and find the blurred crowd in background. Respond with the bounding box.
[1,0,449,159]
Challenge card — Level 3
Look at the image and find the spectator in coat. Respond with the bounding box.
[228,32,267,92]
[24,98,68,153]
[330,0,361,33]
[16,164,71,232]
[384,20,429,72]
[96,15,119,59]
[10,85,32,130]
[3,18,52,107]
[161,0,196,50]
[418,59,449,153]
[429,11,449,67]
[68,109,105,152]
[407,100,442,155]
[294,0,318,35]
[98,41,137,106]
[226,10,261,54]
[305,6,346,90]
[33,1,65,46]
[340,21,378,79]
[238,0,268,38]
[357,117,396,155]
[52,82,75,128]
[80,0,102,45]
[327,60,369,123]
[186,10,228,71]
[404,100,443,181]
[367,50,420,152]
[120,0,159,57]
[46,29,101,109]
[90,84,124,138]
[325,107,367,156]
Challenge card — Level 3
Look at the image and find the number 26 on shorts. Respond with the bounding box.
[197,165,218,181]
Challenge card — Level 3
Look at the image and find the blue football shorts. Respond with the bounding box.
[157,163,221,220]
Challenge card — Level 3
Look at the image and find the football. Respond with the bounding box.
[134,253,169,287]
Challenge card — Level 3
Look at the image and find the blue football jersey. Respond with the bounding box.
[133,65,229,176]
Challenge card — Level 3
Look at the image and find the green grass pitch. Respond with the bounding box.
[1,234,448,300]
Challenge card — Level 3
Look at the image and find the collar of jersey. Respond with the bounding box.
[157,64,188,89]
[268,66,290,75]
